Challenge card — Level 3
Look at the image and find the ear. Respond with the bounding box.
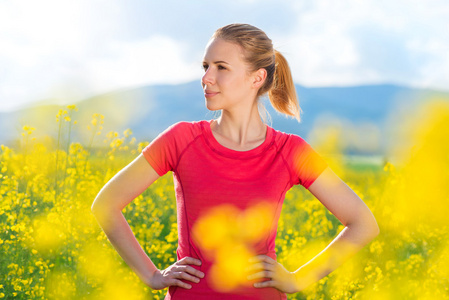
[252,68,267,89]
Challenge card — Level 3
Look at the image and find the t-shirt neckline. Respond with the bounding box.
[201,120,274,159]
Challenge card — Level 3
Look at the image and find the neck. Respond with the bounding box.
[212,102,266,148]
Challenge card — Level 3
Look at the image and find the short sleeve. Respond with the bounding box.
[142,123,182,176]
[285,135,328,189]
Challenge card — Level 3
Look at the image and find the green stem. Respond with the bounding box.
[54,116,63,201]
[62,113,73,188]
[83,124,97,175]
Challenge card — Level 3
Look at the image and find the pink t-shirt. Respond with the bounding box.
[142,120,327,299]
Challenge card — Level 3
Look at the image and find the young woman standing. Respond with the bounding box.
[92,24,379,299]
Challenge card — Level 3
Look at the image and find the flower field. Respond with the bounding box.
[1,101,448,299]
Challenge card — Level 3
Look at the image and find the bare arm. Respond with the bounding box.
[292,167,379,290]
[249,167,380,293]
[91,154,161,283]
[91,154,204,289]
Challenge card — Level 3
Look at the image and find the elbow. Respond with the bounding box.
[91,189,112,215]
[372,220,380,238]
[365,216,380,242]
[370,211,380,237]
[91,203,102,220]
[91,196,107,217]
[91,203,99,215]
[91,194,122,221]
[347,215,380,244]
[91,198,113,228]
[363,208,380,240]
[91,204,110,220]
[91,198,100,215]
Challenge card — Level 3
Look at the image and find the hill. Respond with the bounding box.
[0,81,447,154]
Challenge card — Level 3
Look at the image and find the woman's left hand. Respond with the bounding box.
[247,255,299,294]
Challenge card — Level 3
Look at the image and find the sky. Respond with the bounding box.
[1,0,448,112]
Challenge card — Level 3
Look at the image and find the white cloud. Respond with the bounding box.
[0,0,201,111]
[0,0,110,110]
[276,0,449,89]
[83,36,202,91]
[0,0,448,111]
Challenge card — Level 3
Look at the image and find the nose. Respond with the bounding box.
[201,67,214,86]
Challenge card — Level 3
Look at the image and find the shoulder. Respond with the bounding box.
[153,120,205,149]
[271,128,327,188]
[271,127,309,151]
[271,128,319,161]
[162,120,204,137]
[142,120,206,170]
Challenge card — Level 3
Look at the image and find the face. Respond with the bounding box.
[201,38,258,112]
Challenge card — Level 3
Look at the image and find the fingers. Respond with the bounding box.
[162,270,199,290]
[173,270,201,284]
[249,255,275,264]
[253,280,276,288]
[247,257,298,293]
[166,257,204,289]
[171,278,193,289]
[247,255,276,275]
[247,255,280,289]
[175,257,205,279]
[178,256,202,266]
[246,261,275,273]
[175,265,205,279]
[247,270,274,281]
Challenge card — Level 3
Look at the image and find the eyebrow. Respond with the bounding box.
[203,60,230,65]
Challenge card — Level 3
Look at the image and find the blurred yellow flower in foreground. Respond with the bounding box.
[45,271,76,300]
[192,202,274,292]
[208,244,254,292]
[77,241,118,280]
[31,215,65,252]
[387,99,449,230]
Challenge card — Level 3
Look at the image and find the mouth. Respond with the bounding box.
[204,91,219,98]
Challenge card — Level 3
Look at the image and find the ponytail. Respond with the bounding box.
[268,50,300,121]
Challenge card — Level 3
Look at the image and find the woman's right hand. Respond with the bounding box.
[146,257,205,290]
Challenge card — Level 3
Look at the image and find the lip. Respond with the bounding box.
[204,90,219,98]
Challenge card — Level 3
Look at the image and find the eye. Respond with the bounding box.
[202,64,209,71]
[218,65,226,70]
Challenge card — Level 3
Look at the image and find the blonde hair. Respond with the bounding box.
[212,23,300,121]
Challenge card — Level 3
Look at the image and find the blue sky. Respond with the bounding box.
[1,0,448,111]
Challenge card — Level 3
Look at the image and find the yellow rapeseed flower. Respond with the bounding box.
[123,129,133,138]
[1,95,447,299]
[31,215,64,251]
[67,104,78,111]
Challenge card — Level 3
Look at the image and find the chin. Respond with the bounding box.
[205,100,222,111]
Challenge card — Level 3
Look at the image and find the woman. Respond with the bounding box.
[91,23,379,299]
